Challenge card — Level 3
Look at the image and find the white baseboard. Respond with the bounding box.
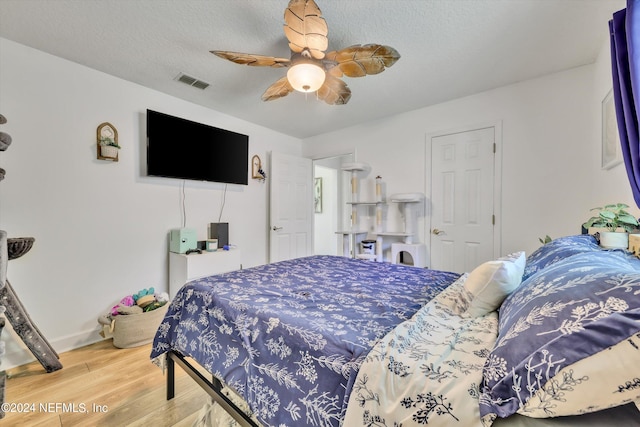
[1,324,106,371]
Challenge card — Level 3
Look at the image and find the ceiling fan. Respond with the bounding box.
[211,0,400,105]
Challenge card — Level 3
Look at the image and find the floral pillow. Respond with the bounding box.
[479,250,640,424]
[522,234,600,281]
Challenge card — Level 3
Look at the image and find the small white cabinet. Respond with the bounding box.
[169,249,241,298]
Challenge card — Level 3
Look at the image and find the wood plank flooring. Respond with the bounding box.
[3,339,210,426]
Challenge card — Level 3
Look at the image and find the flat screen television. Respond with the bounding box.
[146,109,249,185]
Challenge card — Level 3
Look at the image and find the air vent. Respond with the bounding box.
[175,73,210,90]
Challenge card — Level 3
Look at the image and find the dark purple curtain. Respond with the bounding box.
[610,1,640,207]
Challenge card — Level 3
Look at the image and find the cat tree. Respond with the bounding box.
[388,193,427,268]
[0,114,62,418]
[335,162,370,258]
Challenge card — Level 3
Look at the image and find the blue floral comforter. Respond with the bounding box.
[150,255,459,427]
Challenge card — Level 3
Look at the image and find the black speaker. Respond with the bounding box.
[209,223,229,248]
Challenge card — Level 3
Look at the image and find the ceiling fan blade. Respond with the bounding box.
[211,51,290,68]
[283,0,328,59]
[316,75,351,105]
[325,44,400,77]
[261,76,294,101]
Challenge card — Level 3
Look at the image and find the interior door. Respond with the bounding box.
[430,127,496,273]
[270,152,313,263]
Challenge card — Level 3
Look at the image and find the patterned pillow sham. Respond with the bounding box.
[522,234,600,281]
[479,250,640,424]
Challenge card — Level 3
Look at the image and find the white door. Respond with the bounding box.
[270,152,313,263]
[430,127,496,273]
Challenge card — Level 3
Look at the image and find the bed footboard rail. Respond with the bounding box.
[166,350,259,427]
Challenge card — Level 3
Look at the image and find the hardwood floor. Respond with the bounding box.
[4,339,211,426]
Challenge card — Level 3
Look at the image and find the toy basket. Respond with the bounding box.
[98,303,169,349]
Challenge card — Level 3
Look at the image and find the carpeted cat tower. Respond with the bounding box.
[0,114,62,418]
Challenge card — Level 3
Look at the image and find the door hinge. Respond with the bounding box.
[493,143,496,153]
[492,214,495,225]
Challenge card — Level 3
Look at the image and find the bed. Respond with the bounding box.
[151,235,640,426]
[151,255,459,426]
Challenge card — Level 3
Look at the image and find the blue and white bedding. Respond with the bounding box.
[342,236,640,426]
[152,236,640,427]
[150,255,459,427]
[342,277,499,427]
[479,242,640,423]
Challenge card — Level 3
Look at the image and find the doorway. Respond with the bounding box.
[313,153,354,255]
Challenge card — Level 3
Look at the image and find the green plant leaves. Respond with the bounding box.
[583,203,639,232]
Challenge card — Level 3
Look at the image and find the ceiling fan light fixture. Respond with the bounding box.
[212,0,399,104]
[287,62,326,93]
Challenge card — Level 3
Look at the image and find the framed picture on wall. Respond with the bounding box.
[602,89,623,170]
[314,177,322,213]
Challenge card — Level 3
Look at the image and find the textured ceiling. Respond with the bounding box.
[0,0,625,138]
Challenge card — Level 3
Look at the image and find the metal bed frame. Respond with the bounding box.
[166,350,260,427]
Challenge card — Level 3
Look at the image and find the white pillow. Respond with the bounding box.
[463,251,525,317]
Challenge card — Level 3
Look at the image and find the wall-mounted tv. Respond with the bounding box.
[146,109,249,185]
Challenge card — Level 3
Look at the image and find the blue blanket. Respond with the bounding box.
[151,255,459,427]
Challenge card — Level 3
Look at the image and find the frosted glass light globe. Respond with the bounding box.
[287,63,326,93]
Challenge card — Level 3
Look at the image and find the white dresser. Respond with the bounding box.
[168,249,241,298]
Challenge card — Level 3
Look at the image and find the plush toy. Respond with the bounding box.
[133,287,156,308]
[155,291,169,304]
[106,287,166,319]
[121,295,135,306]
[139,291,170,312]
[132,287,154,301]
[116,304,142,315]
[110,295,135,316]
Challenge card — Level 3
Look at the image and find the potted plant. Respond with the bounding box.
[99,137,120,159]
[583,203,639,249]
[538,235,552,245]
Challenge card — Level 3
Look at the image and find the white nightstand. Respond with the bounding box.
[168,249,241,298]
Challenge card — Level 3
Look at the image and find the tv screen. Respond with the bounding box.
[146,109,249,185]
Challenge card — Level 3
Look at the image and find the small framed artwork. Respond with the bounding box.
[602,89,622,170]
[314,177,322,213]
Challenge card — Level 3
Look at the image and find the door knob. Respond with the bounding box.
[432,228,444,235]
[272,226,283,231]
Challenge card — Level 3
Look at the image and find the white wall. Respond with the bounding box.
[0,38,302,368]
[302,38,637,259]
[1,25,635,369]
